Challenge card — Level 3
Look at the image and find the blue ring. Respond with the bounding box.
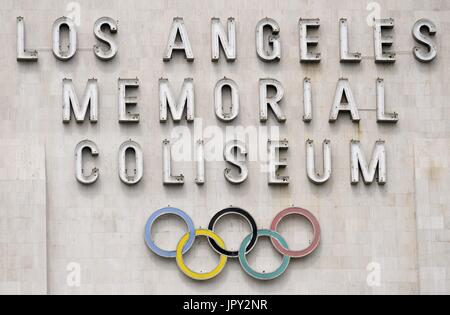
[145,207,196,258]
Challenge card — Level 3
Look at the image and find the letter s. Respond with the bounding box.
[412,19,437,62]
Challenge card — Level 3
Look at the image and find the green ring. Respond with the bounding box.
[239,229,291,281]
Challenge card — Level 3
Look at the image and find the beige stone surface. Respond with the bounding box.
[0,0,448,295]
[415,139,450,294]
[0,141,47,295]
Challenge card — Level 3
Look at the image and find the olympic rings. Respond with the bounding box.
[145,207,321,281]
[176,230,228,281]
[270,207,321,258]
[239,229,291,281]
[208,207,258,258]
[144,207,196,258]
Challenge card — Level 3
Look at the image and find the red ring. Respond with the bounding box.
[270,207,321,258]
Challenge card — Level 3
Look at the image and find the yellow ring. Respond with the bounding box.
[176,229,228,281]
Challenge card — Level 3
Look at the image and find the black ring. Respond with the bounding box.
[208,207,258,258]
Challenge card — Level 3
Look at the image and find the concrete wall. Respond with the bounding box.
[0,141,47,294]
[0,0,449,295]
[415,139,450,294]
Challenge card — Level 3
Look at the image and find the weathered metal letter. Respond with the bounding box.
[159,78,195,123]
[94,17,118,61]
[53,17,77,61]
[268,139,289,185]
[351,140,387,185]
[339,18,362,63]
[299,18,321,63]
[75,140,99,185]
[17,17,38,61]
[118,140,144,185]
[215,78,240,122]
[373,18,395,63]
[163,140,185,185]
[306,139,332,185]
[256,18,281,62]
[259,79,286,123]
[329,79,360,122]
[163,17,194,62]
[412,19,437,63]
[195,140,205,185]
[376,78,398,123]
[211,18,236,62]
[303,78,313,122]
[63,79,98,123]
[118,78,140,123]
[224,140,248,184]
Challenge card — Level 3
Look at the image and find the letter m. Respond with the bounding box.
[351,140,387,185]
[63,78,98,123]
[159,78,195,123]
